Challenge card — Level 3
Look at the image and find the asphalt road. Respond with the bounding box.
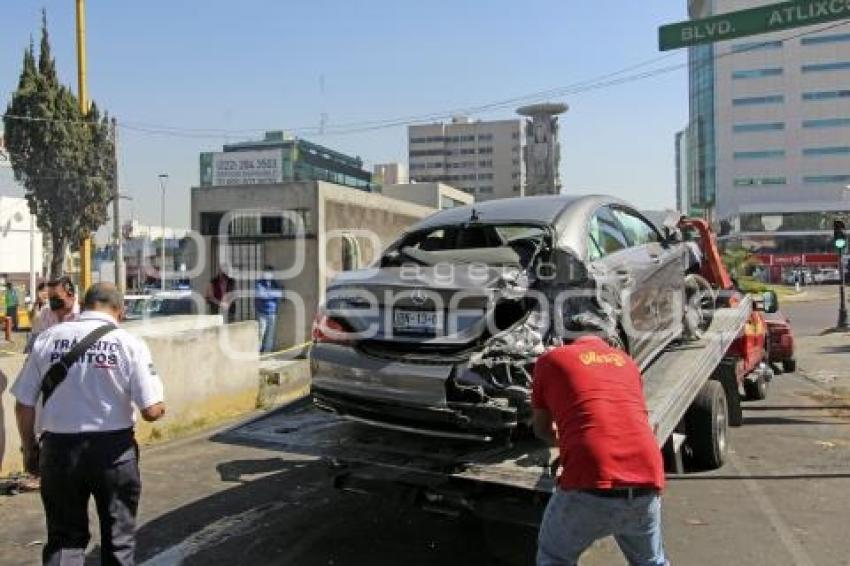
[783,295,840,337]
[2,298,849,565]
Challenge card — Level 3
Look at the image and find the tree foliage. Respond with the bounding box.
[3,11,116,276]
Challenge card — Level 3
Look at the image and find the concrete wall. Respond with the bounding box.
[0,354,26,474]
[0,318,260,475]
[318,181,435,291]
[191,180,435,349]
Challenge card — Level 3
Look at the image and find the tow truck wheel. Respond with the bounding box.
[782,359,797,373]
[685,380,728,470]
[744,373,769,401]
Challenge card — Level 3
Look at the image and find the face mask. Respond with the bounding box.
[49,296,66,311]
[263,272,273,281]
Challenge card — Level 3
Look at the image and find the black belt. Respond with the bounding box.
[579,487,658,499]
[42,428,134,440]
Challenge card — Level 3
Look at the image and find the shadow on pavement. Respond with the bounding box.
[743,405,850,411]
[742,416,850,426]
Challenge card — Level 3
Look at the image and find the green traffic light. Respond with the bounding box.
[837,238,847,250]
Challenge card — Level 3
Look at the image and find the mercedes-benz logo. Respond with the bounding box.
[410,288,427,306]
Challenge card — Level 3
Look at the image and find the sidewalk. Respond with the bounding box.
[796,330,850,397]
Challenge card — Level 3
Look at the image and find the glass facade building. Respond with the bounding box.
[200,131,373,191]
[687,41,717,214]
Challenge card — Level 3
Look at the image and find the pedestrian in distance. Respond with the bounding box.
[205,268,235,322]
[27,276,81,353]
[533,334,668,566]
[12,283,166,565]
[255,265,284,353]
[5,281,19,330]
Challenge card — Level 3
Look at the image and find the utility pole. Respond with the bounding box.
[112,120,124,292]
[76,0,92,291]
[834,219,847,328]
[159,174,169,292]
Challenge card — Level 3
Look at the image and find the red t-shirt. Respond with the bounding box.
[531,336,665,491]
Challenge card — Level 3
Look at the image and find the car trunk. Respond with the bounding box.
[325,264,534,358]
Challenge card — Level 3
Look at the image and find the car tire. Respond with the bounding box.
[683,274,716,341]
[744,373,768,401]
[782,358,797,374]
[685,380,728,471]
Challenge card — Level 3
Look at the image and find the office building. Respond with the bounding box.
[675,128,691,213]
[200,131,373,191]
[686,0,850,262]
[373,162,408,185]
[408,117,525,201]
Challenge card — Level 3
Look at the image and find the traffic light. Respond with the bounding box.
[835,220,847,251]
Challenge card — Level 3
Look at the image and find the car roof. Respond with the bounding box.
[409,194,637,258]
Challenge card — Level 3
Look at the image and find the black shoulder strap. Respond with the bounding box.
[41,323,117,406]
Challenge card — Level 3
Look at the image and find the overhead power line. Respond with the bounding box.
[3,19,849,140]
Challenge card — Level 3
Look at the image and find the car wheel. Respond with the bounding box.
[685,380,728,471]
[782,358,797,373]
[683,274,716,341]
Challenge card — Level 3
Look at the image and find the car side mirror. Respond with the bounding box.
[761,290,779,314]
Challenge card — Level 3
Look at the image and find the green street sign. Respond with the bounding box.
[659,0,850,51]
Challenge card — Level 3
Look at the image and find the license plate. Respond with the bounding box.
[393,309,440,334]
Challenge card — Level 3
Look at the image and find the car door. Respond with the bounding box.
[586,207,655,361]
[610,206,684,353]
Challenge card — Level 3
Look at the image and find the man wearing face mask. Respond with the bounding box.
[255,266,284,353]
[29,276,80,346]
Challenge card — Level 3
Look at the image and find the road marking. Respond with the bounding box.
[727,453,815,566]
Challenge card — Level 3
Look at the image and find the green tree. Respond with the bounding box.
[3,11,116,276]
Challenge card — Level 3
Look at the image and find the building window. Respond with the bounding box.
[478,147,493,154]
[732,95,784,106]
[803,146,850,156]
[803,117,850,128]
[803,90,850,101]
[731,40,783,52]
[478,186,494,194]
[732,67,783,79]
[733,122,785,133]
[200,212,225,236]
[734,150,785,160]
[733,177,787,186]
[511,172,521,179]
[512,158,520,166]
[804,174,850,184]
[478,173,494,180]
[478,133,493,142]
[478,160,492,167]
[802,61,850,73]
[802,32,850,45]
[513,184,521,192]
[512,132,520,139]
[460,148,476,155]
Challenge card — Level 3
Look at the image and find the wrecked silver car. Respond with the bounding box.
[310,195,689,440]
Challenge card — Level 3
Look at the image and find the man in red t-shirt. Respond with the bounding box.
[532,335,668,566]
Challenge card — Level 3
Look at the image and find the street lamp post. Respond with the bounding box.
[158,174,168,292]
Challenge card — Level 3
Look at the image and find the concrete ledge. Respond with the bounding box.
[257,359,311,409]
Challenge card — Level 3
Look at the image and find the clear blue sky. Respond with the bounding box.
[1,1,689,235]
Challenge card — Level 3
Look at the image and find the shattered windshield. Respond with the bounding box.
[383,224,546,267]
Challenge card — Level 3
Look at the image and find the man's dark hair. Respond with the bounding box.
[83,283,124,310]
[47,275,75,296]
[36,281,47,291]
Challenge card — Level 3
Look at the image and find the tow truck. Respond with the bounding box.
[225,215,778,526]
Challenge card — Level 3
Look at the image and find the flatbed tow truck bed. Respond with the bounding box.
[223,298,752,523]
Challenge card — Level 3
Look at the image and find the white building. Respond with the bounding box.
[373,162,408,185]
[688,0,850,258]
[380,182,473,210]
[408,116,525,201]
[0,196,44,282]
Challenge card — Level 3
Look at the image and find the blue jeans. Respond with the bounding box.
[257,313,278,353]
[537,489,668,566]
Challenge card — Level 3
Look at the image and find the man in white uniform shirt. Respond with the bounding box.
[12,283,166,565]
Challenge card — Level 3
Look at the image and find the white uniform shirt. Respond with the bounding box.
[11,310,164,433]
